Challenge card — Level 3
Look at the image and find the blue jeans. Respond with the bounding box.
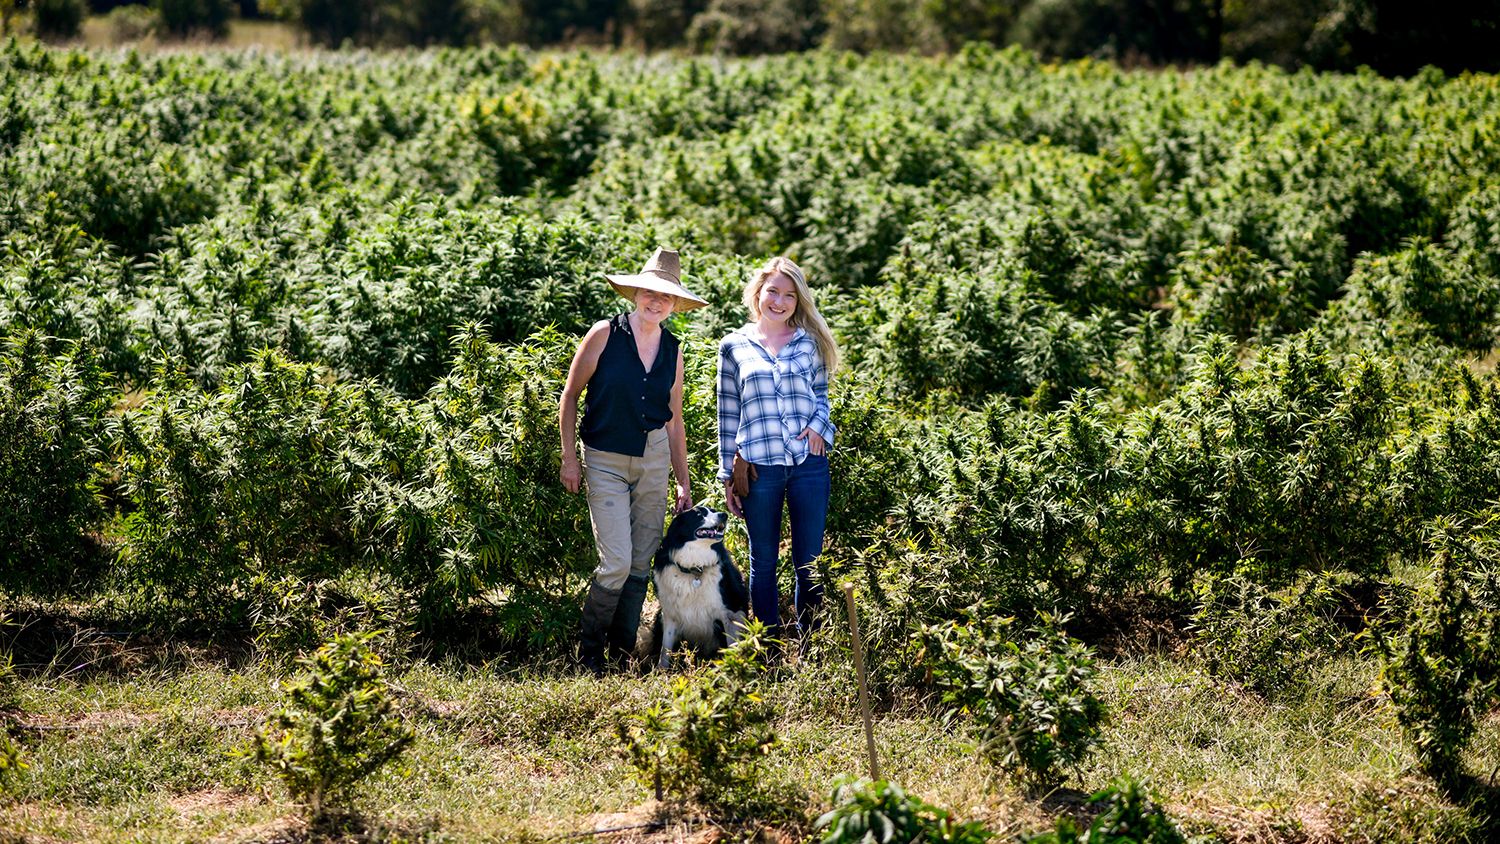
[742,454,830,635]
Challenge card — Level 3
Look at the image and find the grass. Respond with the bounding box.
[1086,656,1490,841]
[1,627,1494,843]
[78,16,302,51]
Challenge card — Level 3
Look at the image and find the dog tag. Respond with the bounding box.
[693,577,702,588]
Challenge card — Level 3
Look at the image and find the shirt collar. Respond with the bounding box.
[736,324,807,347]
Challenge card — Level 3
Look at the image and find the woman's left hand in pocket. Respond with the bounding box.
[797,427,826,456]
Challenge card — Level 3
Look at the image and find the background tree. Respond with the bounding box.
[821,0,942,52]
[1011,0,1221,64]
[1314,0,1500,76]
[687,0,823,54]
[518,0,620,43]
[465,0,527,43]
[32,0,88,38]
[154,0,234,38]
[626,0,706,48]
[0,0,20,35]
[922,0,1024,50]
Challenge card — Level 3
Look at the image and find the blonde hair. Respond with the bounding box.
[744,256,840,374]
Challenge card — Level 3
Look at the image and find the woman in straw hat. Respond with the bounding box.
[717,256,839,652]
[559,247,709,674]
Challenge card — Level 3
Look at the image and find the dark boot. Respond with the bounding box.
[607,572,650,668]
[760,623,793,666]
[577,581,620,676]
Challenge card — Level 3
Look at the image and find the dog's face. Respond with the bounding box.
[663,505,726,549]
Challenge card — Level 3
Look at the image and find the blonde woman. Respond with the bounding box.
[717,256,839,646]
[560,248,707,674]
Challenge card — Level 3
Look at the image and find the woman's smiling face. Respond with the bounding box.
[757,272,798,325]
[635,288,676,324]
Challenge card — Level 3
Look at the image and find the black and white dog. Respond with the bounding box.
[652,505,749,669]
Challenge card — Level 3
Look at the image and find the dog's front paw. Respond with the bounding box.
[657,627,678,670]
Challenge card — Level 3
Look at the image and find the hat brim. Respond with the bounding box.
[606,273,710,312]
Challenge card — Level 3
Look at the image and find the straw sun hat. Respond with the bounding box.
[605,248,710,312]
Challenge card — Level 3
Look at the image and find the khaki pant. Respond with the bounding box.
[583,426,670,590]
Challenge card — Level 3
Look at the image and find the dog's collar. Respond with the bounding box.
[672,561,717,576]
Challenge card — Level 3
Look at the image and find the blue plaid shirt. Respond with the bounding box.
[717,326,836,481]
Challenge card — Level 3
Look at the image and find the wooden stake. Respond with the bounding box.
[843,582,881,781]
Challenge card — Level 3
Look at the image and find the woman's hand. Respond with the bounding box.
[560,455,582,494]
[797,427,827,456]
[724,480,744,518]
[675,483,693,513]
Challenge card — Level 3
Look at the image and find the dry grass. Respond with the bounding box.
[78,16,302,51]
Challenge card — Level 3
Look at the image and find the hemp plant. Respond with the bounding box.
[618,620,778,810]
[923,611,1106,787]
[1023,775,1190,844]
[1376,518,1500,796]
[250,631,413,823]
[816,778,992,844]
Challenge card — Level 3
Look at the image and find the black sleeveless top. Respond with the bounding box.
[580,313,679,457]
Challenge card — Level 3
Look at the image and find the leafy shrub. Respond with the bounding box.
[296,203,625,395]
[1118,336,1402,588]
[0,229,143,382]
[1382,367,1500,563]
[115,350,370,610]
[816,778,992,844]
[1169,243,1322,341]
[104,5,161,41]
[1327,239,1500,355]
[1389,237,1500,353]
[1447,185,1500,279]
[1023,775,1189,844]
[618,621,780,810]
[0,330,111,594]
[462,84,605,195]
[1376,518,1500,795]
[909,396,1128,601]
[922,612,1105,786]
[111,327,596,650]
[108,326,601,651]
[1106,311,1203,408]
[1188,574,1344,698]
[250,631,414,822]
[839,265,1112,406]
[825,371,911,547]
[352,325,594,637]
[843,331,1421,673]
[30,140,219,257]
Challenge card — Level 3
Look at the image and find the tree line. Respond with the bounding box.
[13,0,1498,77]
